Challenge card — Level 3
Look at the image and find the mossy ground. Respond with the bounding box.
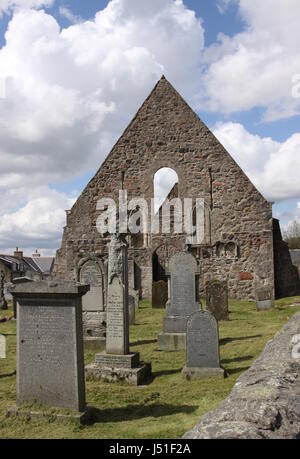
[0,297,300,439]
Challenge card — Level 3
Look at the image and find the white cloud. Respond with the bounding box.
[201,0,300,120]
[0,0,54,17]
[0,187,75,254]
[154,167,178,211]
[59,6,82,25]
[0,1,205,252]
[213,122,300,202]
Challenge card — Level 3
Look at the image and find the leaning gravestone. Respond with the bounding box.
[206,280,229,321]
[152,280,168,309]
[8,280,89,417]
[255,286,274,311]
[0,335,6,359]
[182,310,224,379]
[157,252,201,351]
[86,234,151,385]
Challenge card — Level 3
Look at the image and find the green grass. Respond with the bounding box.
[1,297,300,439]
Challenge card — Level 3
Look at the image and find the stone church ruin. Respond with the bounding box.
[53,76,300,341]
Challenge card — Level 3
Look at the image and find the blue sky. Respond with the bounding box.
[0,0,299,254]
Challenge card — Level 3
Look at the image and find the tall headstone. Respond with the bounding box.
[129,288,139,311]
[86,234,151,385]
[206,280,229,321]
[9,280,89,413]
[0,334,6,359]
[255,286,274,311]
[157,252,201,351]
[79,258,106,350]
[182,310,224,379]
[0,271,8,311]
[152,280,168,309]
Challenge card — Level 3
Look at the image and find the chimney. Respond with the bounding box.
[14,247,23,259]
[32,249,41,258]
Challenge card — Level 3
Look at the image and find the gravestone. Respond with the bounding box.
[86,234,151,385]
[157,252,201,351]
[0,271,8,311]
[182,310,224,379]
[129,295,135,325]
[206,280,229,321]
[152,280,168,309]
[129,288,139,311]
[255,286,274,311]
[12,277,34,319]
[9,280,89,415]
[0,335,6,359]
[79,259,106,350]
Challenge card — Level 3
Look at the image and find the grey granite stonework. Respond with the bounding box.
[10,280,89,413]
[53,76,283,303]
[85,234,151,385]
[182,310,224,379]
[158,252,200,351]
[183,312,300,439]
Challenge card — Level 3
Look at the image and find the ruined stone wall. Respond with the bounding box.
[53,76,274,301]
[273,219,300,298]
[183,312,300,439]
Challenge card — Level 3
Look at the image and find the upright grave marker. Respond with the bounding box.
[0,335,6,359]
[182,310,224,379]
[152,280,168,309]
[86,234,151,385]
[255,286,274,311]
[9,280,89,415]
[206,280,229,321]
[157,252,201,351]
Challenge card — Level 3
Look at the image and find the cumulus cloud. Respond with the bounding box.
[154,168,178,212]
[201,0,300,120]
[213,122,300,202]
[0,187,75,254]
[0,0,54,17]
[0,1,204,252]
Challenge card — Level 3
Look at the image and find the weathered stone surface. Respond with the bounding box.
[53,76,279,302]
[152,280,168,309]
[80,260,104,312]
[11,280,89,412]
[0,334,6,359]
[183,312,300,439]
[129,288,139,311]
[106,235,129,355]
[158,251,200,351]
[206,280,229,321]
[129,295,135,325]
[255,286,275,311]
[0,271,8,311]
[86,234,151,385]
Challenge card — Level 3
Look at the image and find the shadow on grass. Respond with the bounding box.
[221,355,253,364]
[86,403,198,425]
[130,339,157,347]
[148,368,182,382]
[220,335,261,345]
[0,370,16,379]
[225,366,251,376]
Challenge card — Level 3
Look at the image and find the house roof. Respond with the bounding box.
[0,254,54,274]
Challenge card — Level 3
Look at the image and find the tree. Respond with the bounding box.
[283,220,300,249]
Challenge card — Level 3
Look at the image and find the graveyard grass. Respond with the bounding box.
[1,298,300,439]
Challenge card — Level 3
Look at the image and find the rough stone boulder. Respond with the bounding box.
[183,312,300,439]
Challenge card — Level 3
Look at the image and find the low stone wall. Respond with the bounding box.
[183,312,300,439]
